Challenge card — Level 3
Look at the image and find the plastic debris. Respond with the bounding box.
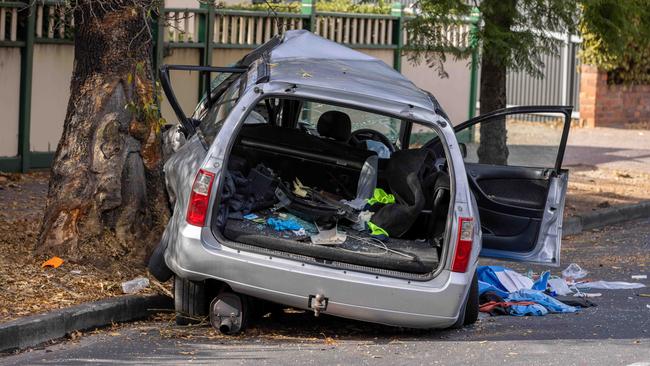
[121,277,150,294]
[311,224,347,245]
[548,277,573,296]
[341,198,368,211]
[292,228,307,236]
[292,178,309,198]
[631,275,647,280]
[41,256,64,269]
[70,269,82,275]
[561,263,588,280]
[575,281,646,290]
[574,292,601,298]
[352,210,373,231]
[267,217,302,232]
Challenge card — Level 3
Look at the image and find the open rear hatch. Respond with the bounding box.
[211,100,453,276]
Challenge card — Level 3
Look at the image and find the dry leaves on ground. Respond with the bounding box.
[0,172,170,323]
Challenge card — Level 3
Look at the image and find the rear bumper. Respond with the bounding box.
[166,224,474,329]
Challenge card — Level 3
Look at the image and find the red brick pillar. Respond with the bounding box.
[579,64,622,127]
[578,64,599,127]
[579,64,638,127]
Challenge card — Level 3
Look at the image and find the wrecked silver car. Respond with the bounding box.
[148,30,573,333]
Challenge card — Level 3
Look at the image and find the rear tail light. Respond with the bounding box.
[186,169,215,226]
[451,217,474,273]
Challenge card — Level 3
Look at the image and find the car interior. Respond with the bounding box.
[210,97,453,275]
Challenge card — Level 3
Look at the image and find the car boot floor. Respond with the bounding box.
[223,217,439,274]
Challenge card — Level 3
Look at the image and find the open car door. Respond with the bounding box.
[455,106,572,265]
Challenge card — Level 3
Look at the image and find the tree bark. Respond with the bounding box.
[477,55,509,165]
[476,0,514,165]
[37,0,169,263]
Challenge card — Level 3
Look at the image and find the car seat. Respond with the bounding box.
[370,149,437,237]
[316,111,352,143]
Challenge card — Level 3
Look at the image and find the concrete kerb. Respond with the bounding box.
[562,200,650,237]
[0,294,172,353]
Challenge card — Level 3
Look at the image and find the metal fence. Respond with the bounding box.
[505,34,581,116]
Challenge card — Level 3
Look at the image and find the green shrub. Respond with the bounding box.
[580,0,650,85]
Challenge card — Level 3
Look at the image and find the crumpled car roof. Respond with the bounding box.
[268,30,437,112]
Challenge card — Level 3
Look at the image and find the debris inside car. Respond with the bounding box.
[210,100,449,275]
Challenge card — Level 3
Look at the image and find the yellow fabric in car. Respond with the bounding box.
[367,221,389,237]
[367,188,395,206]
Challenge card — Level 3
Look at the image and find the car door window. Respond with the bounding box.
[458,112,567,169]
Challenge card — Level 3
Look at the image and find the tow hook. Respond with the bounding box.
[309,294,328,317]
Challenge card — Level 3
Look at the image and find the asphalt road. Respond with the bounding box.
[3,219,649,366]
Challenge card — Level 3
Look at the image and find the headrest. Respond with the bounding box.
[317,111,352,142]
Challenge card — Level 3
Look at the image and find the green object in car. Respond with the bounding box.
[368,188,395,206]
[367,220,389,237]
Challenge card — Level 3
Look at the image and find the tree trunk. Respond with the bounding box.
[37,0,170,263]
[476,0,514,165]
[477,55,508,165]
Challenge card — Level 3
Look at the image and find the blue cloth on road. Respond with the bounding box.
[507,289,579,314]
[532,270,551,291]
[478,266,576,316]
[478,280,510,298]
[266,218,302,231]
[478,265,550,295]
[508,302,549,316]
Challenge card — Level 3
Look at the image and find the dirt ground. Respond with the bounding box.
[0,172,168,323]
[564,165,650,216]
[0,161,648,323]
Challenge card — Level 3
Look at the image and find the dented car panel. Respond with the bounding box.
[156,30,571,329]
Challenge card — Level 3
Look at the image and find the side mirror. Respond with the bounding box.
[459,143,467,159]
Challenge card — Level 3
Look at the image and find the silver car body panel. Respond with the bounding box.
[160,30,563,328]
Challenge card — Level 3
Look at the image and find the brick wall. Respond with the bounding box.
[579,64,650,127]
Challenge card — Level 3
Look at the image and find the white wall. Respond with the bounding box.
[30,44,74,152]
[401,54,471,124]
[0,48,21,157]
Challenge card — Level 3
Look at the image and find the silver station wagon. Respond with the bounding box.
[148,30,572,334]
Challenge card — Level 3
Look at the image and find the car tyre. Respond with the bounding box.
[174,276,208,325]
[463,271,479,325]
[148,241,173,282]
[449,270,478,329]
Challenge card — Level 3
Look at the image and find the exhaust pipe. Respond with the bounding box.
[218,317,233,334]
[210,291,247,335]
